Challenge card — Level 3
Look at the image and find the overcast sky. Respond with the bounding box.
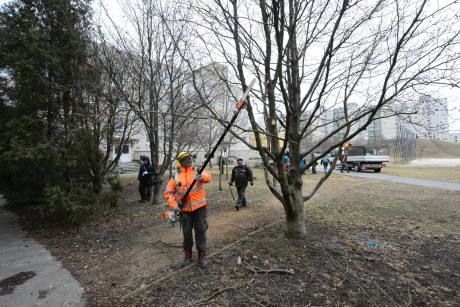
[1,0,459,132]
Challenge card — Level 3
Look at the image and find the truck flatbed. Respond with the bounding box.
[337,145,390,173]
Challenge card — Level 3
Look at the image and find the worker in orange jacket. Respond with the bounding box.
[164,152,212,269]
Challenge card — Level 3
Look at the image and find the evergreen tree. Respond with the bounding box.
[0,0,100,223]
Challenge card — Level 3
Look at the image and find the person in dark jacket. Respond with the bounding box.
[229,158,254,211]
[311,153,318,174]
[138,156,154,202]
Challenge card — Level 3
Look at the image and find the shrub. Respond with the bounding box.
[106,175,123,208]
[45,185,95,225]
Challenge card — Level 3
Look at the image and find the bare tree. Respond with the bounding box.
[188,0,460,238]
[95,0,201,204]
[89,42,145,164]
[180,63,247,188]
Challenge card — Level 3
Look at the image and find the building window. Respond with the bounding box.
[115,145,129,154]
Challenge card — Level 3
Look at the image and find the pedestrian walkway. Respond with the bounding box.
[409,158,460,166]
[334,170,460,191]
[0,196,86,307]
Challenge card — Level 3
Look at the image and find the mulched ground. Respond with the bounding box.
[126,220,460,306]
[11,173,460,306]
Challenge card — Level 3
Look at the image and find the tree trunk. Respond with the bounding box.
[152,179,163,205]
[285,185,307,239]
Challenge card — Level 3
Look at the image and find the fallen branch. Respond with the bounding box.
[243,261,295,275]
[194,287,233,305]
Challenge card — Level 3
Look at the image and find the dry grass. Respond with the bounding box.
[383,163,460,183]
[26,166,459,305]
[141,167,460,305]
[304,175,460,237]
[241,168,460,238]
[121,166,459,243]
[415,139,460,158]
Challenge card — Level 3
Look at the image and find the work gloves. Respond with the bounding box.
[195,173,202,181]
[143,171,148,176]
[173,204,180,214]
[250,181,254,186]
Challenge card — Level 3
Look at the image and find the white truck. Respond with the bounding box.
[334,145,390,173]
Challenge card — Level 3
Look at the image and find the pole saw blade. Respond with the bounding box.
[236,79,256,110]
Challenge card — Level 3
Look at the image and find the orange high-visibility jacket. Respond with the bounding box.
[164,166,212,212]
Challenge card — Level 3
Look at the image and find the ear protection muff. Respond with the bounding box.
[177,160,194,168]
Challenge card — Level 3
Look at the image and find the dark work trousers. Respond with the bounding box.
[138,185,152,201]
[180,207,208,253]
[236,186,247,207]
[312,163,317,174]
[341,162,349,173]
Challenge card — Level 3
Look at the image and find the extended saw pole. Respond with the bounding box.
[179,79,256,208]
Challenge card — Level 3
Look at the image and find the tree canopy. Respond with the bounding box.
[181,0,460,238]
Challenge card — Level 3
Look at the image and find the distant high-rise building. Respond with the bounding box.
[403,95,449,140]
[313,95,450,143]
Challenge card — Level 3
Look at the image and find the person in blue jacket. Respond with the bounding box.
[320,156,330,174]
[138,156,155,202]
[300,158,307,175]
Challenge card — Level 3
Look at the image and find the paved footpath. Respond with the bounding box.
[0,196,86,307]
[334,170,460,191]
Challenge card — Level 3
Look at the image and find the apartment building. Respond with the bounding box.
[379,95,450,141]
[312,94,452,144]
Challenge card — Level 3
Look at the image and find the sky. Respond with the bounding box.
[1,0,459,132]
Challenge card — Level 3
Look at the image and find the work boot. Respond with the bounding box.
[235,204,240,211]
[181,250,192,268]
[198,251,208,269]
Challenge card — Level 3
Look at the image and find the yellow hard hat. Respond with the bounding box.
[177,151,190,160]
[176,151,191,168]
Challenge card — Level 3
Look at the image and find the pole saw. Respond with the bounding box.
[164,79,256,226]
